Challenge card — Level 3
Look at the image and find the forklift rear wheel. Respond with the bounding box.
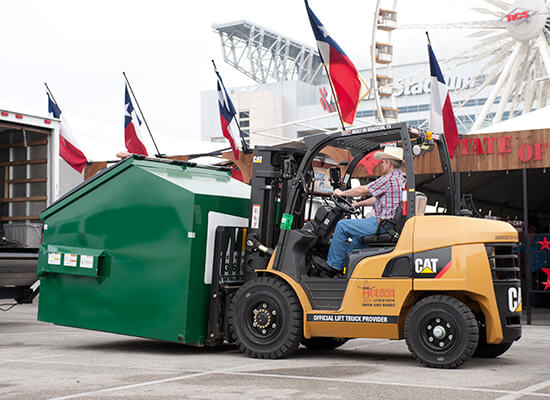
[473,319,513,358]
[474,342,512,358]
[229,276,303,359]
[302,337,348,351]
[405,295,479,369]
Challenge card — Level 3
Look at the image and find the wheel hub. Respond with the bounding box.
[254,308,272,329]
[423,317,457,352]
[249,301,280,337]
[432,325,446,339]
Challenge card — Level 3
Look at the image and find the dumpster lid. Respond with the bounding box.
[41,156,238,219]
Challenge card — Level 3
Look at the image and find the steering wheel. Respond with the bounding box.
[330,194,359,214]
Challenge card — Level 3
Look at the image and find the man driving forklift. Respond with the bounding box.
[313,146,404,277]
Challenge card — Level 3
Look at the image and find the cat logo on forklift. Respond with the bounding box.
[415,258,439,274]
[508,287,522,312]
[413,247,452,278]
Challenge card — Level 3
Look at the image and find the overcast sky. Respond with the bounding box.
[0,0,488,159]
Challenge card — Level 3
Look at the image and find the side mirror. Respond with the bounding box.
[283,158,296,178]
[329,166,341,188]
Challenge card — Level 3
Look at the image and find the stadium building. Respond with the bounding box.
[201,21,516,146]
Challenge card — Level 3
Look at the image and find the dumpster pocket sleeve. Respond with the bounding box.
[38,245,104,278]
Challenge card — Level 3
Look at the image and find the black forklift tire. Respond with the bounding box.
[405,295,479,369]
[474,341,513,358]
[473,318,513,358]
[302,337,348,351]
[229,276,303,359]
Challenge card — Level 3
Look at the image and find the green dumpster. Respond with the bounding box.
[37,156,250,345]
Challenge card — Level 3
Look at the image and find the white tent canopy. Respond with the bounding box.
[469,105,550,135]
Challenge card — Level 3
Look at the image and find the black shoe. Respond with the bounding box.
[312,256,343,278]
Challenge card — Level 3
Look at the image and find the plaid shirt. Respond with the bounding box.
[366,169,404,220]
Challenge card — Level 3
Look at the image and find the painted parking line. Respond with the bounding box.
[47,362,268,400]
[46,365,550,400]
[17,359,189,373]
[48,371,214,400]
[218,371,550,398]
[0,329,84,336]
[495,380,550,400]
[0,353,67,366]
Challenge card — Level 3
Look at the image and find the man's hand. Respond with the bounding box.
[334,188,344,196]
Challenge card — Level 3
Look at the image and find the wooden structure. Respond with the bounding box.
[85,129,549,185]
[221,151,254,184]
[415,129,550,175]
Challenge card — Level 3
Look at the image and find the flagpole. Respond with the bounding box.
[44,83,90,171]
[321,63,346,131]
[122,72,163,157]
[44,83,62,187]
[44,82,59,106]
[211,60,249,153]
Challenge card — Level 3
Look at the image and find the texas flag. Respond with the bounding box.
[305,0,364,125]
[358,152,382,176]
[428,43,459,158]
[215,69,242,160]
[124,84,148,156]
[47,94,88,173]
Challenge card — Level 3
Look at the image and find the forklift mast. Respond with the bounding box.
[244,146,307,279]
[436,133,458,215]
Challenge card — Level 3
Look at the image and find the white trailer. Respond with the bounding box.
[0,109,83,302]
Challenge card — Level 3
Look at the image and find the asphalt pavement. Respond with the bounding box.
[1,302,550,400]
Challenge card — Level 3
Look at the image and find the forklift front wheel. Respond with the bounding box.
[229,276,303,359]
[405,295,479,369]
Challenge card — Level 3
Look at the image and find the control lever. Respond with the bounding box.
[246,235,274,256]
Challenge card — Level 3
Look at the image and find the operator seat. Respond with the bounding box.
[303,205,341,243]
[302,205,329,232]
[361,204,405,246]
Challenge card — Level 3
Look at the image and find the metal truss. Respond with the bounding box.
[213,21,324,85]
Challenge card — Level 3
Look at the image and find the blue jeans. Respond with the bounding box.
[326,216,380,271]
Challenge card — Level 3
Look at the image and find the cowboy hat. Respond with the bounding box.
[373,146,403,161]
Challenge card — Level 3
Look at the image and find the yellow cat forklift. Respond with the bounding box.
[207,122,521,368]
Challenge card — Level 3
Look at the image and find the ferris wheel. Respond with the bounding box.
[371,0,399,124]
[370,0,550,131]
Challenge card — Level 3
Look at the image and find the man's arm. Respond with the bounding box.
[334,185,370,198]
[354,197,376,208]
